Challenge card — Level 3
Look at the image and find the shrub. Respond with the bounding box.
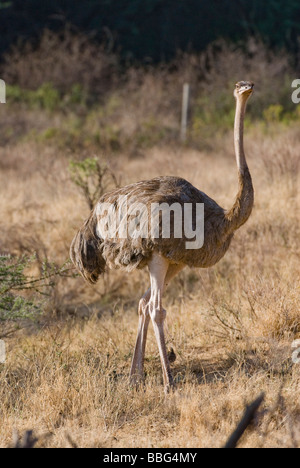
[69,156,120,210]
[263,104,284,124]
[1,28,119,97]
[0,254,72,336]
[0,255,39,324]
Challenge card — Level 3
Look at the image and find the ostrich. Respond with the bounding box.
[70,81,254,392]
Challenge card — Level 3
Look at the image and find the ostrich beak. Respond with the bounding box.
[240,82,254,95]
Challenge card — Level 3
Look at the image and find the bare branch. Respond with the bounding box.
[224,393,265,448]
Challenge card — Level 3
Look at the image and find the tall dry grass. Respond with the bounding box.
[0,119,299,447]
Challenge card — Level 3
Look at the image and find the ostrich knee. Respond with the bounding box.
[138,296,149,317]
[149,305,166,324]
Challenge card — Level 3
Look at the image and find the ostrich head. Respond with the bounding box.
[70,216,105,284]
[234,81,254,99]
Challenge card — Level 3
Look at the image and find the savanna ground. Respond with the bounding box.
[0,34,299,448]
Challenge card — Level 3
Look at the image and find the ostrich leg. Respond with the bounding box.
[148,254,173,393]
[130,260,184,387]
[129,287,151,385]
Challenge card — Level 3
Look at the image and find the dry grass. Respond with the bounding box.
[0,103,300,447]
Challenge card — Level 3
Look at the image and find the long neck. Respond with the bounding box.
[224,96,254,235]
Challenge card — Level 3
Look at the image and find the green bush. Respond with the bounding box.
[69,157,119,209]
[6,82,88,112]
[134,118,170,149]
[34,83,60,111]
[0,255,39,323]
[192,91,235,130]
[6,83,60,111]
[63,84,88,108]
[263,104,284,124]
[0,254,72,334]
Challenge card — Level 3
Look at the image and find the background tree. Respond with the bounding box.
[1,0,300,64]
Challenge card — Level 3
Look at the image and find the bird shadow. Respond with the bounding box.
[142,347,234,388]
[172,354,234,386]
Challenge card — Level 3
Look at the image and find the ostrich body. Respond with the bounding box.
[70,81,254,392]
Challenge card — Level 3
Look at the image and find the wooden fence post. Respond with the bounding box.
[180,83,190,142]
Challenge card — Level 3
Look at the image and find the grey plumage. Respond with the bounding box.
[70,175,239,284]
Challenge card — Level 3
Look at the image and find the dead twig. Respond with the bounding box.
[223,393,265,448]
